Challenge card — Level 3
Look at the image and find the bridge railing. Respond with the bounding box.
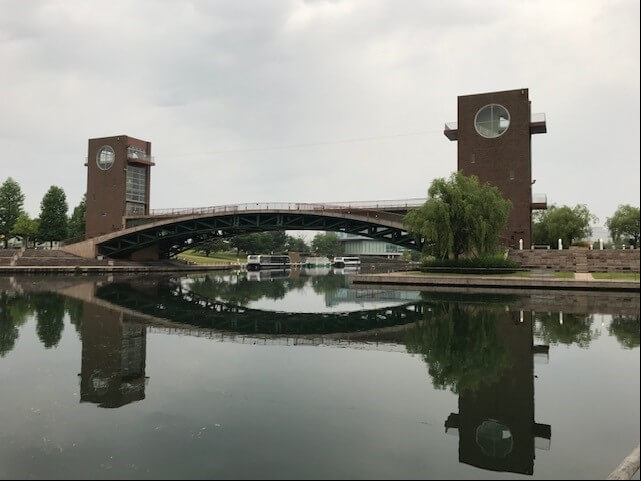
[146,199,426,217]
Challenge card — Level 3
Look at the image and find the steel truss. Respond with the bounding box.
[99,212,422,258]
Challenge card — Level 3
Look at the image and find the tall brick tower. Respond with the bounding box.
[444,89,547,248]
[85,135,154,239]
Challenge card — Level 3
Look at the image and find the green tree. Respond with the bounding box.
[67,194,87,239]
[230,233,258,254]
[38,186,68,247]
[533,204,597,248]
[285,235,309,253]
[229,231,288,255]
[11,212,39,247]
[404,172,511,259]
[0,177,25,247]
[269,231,288,253]
[606,205,640,248]
[194,238,228,257]
[311,233,342,257]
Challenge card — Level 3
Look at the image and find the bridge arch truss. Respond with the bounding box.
[96,208,422,258]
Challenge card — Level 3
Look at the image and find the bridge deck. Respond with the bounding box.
[63,204,423,259]
[136,199,426,219]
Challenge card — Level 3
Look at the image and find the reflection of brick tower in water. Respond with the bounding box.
[444,310,551,475]
[80,303,147,408]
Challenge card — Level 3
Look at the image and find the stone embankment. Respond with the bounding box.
[0,249,240,273]
[349,272,640,292]
[508,248,640,273]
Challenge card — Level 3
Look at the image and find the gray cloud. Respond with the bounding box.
[0,0,638,225]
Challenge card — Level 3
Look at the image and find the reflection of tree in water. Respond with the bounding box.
[0,293,20,357]
[0,292,34,357]
[405,303,510,395]
[32,292,66,349]
[188,275,308,306]
[310,273,345,296]
[65,297,84,340]
[534,312,598,348]
[608,316,640,349]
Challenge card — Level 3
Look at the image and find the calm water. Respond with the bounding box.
[0,270,639,479]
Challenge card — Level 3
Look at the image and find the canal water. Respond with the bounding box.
[0,270,639,479]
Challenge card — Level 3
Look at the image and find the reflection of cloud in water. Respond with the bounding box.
[247,284,408,313]
[185,271,414,314]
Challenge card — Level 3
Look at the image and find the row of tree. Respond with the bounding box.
[533,204,640,248]
[3,172,637,255]
[0,177,86,248]
[404,172,640,259]
[193,231,343,257]
[0,175,344,255]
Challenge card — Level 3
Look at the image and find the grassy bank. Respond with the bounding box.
[592,272,640,281]
[554,272,575,279]
[400,271,532,278]
[394,271,581,279]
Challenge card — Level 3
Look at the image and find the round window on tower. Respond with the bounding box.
[474,104,510,138]
[475,419,513,458]
[96,146,115,170]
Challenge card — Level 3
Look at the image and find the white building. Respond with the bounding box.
[336,232,406,258]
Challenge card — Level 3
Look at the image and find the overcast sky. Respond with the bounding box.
[1,0,639,227]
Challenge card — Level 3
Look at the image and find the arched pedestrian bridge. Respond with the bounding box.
[64,199,425,259]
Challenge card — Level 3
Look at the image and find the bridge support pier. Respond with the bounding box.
[129,244,161,262]
[62,238,161,261]
[61,239,99,259]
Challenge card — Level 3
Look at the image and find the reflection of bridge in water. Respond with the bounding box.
[14,275,640,475]
[95,281,426,337]
[325,287,422,307]
[82,283,553,476]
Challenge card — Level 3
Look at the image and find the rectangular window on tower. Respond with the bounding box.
[126,202,145,215]
[126,166,147,203]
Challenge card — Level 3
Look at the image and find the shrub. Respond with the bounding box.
[421,256,519,270]
[571,240,591,248]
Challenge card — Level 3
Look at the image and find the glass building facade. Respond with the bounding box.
[337,232,406,258]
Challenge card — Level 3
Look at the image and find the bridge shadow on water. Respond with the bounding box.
[1,272,639,476]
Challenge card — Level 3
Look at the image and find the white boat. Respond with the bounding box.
[246,269,291,281]
[246,254,291,271]
[332,256,361,267]
[305,256,331,267]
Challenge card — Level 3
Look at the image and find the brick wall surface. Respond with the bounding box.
[508,249,640,273]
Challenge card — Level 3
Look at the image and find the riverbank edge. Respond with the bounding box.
[0,264,242,274]
[348,273,641,292]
